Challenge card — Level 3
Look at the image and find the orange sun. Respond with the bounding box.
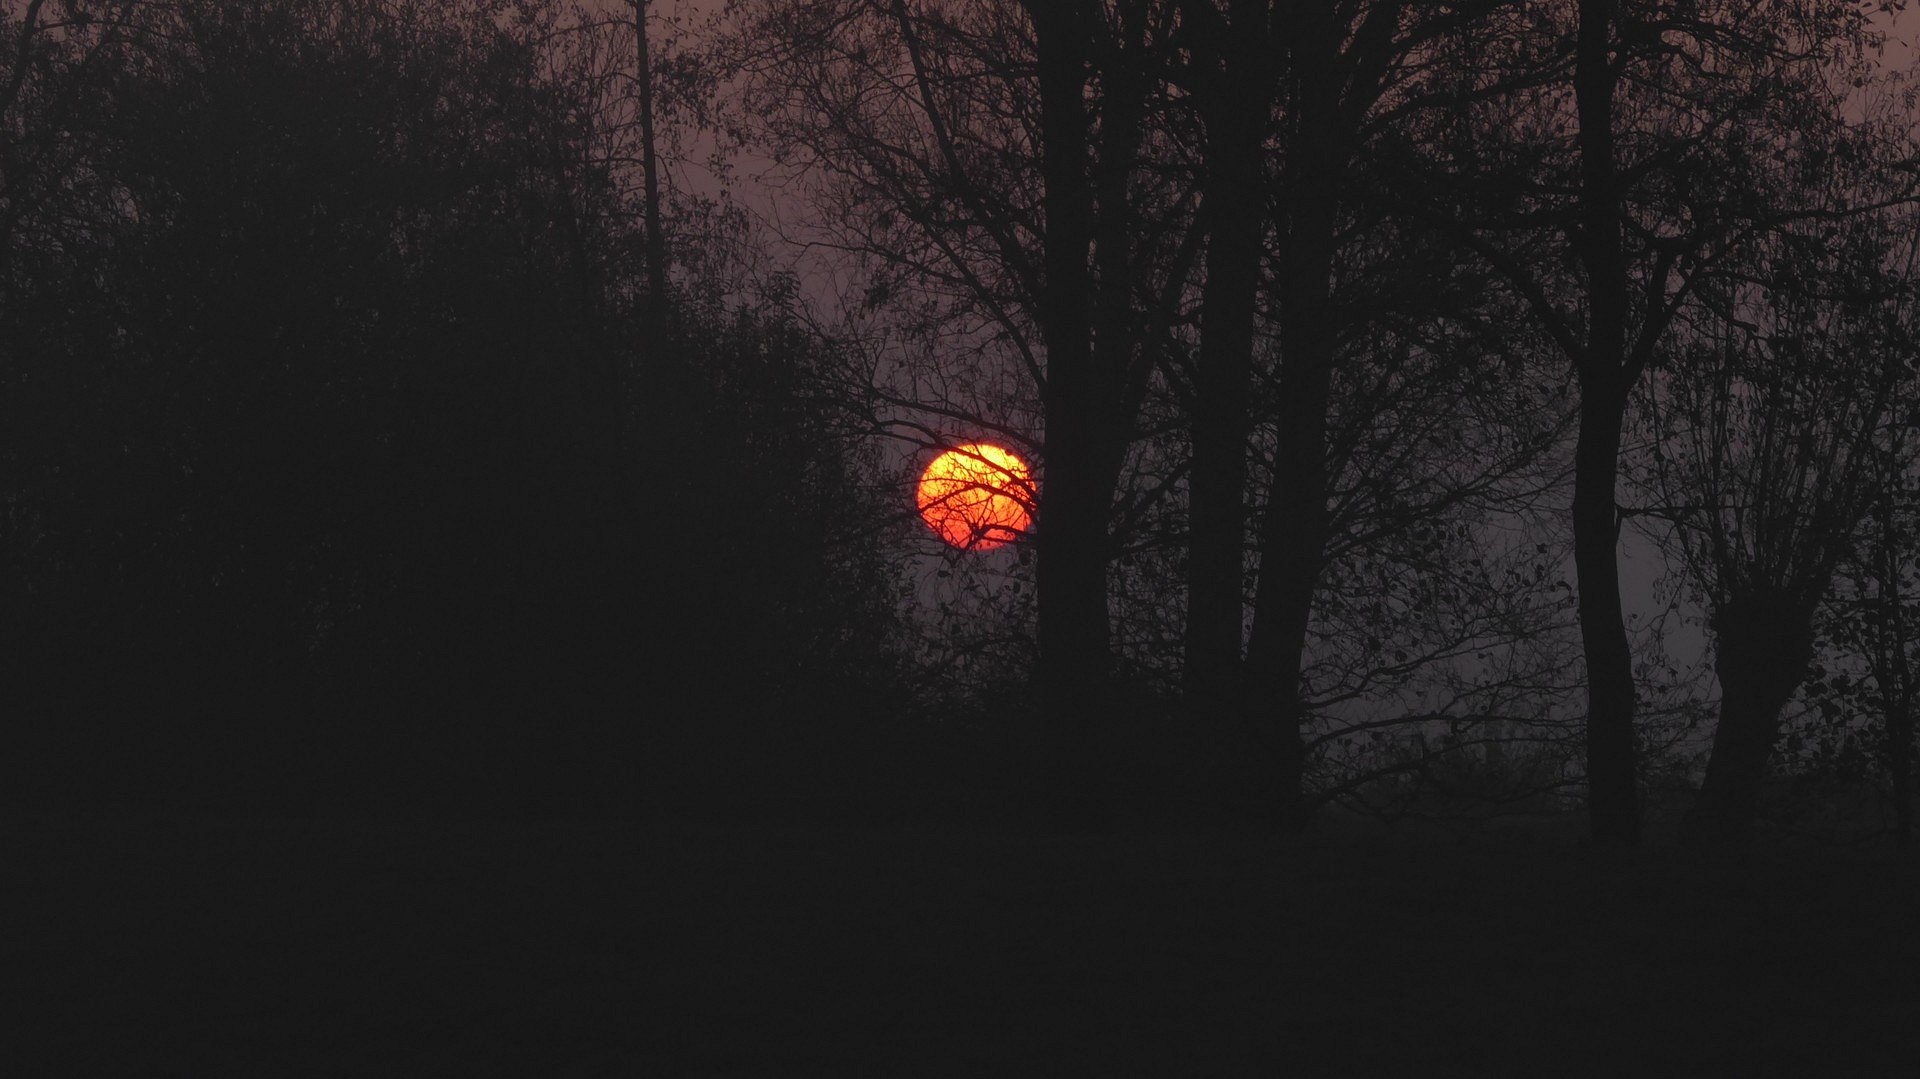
[917,443,1034,550]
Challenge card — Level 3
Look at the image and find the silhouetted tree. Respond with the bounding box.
[1824,450,1920,843]
[1634,140,1920,845]
[1149,0,1577,828]
[1173,0,1275,752]
[630,0,669,311]
[720,0,1608,832]
[1398,0,1901,843]
[722,0,1193,821]
[1,0,910,816]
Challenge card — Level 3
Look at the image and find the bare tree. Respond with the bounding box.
[1633,111,1920,844]
[1,1,145,273]
[1168,0,1582,828]
[1829,451,1920,843]
[632,0,668,310]
[1397,0,1899,843]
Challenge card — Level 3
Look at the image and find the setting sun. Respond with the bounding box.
[916,443,1034,550]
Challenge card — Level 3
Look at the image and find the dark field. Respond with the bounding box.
[7,807,1917,1075]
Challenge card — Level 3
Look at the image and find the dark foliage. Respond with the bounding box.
[1,0,908,817]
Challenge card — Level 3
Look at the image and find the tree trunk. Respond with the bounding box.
[1242,352,1330,831]
[1244,166,1337,833]
[1026,1,1113,827]
[1892,698,1914,846]
[1235,0,1342,832]
[1571,379,1640,844]
[1684,598,1815,847]
[1085,2,1150,641]
[1876,492,1913,845]
[1572,0,1641,844]
[1183,0,1270,722]
[633,0,668,313]
[1030,0,1103,714]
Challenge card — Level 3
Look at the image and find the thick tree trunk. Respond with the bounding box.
[1183,0,1270,718]
[1242,366,1330,830]
[1892,699,1914,846]
[1244,183,1337,833]
[1029,1,1152,722]
[1235,0,1340,832]
[1572,0,1641,844]
[1684,599,1815,847]
[1084,3,1150,668]
[1029,0,1100,703]
[1571,380,1640,844]
[1026,2,1113,827]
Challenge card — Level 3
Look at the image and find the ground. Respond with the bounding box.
[5,806,1916,1075]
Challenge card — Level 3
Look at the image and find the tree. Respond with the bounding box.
[631,0,668,310]
[1635,124,1920,844]
[1825,447,1920,843]
[723,0,1591,831]
[1173,0,1275,744]
[1401,0,1897,843]
[1168,0,1568,828]
[721,1,1188,819]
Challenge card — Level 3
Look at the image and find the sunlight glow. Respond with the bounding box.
[916,443,1035,550]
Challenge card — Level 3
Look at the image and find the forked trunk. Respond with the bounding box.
[1237,3,1340,832]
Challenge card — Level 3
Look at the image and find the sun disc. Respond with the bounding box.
[916,443,1034,550]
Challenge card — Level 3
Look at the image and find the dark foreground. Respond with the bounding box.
[6,807,1916,1075]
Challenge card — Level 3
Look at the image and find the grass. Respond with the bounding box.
[6,804,1917,1075]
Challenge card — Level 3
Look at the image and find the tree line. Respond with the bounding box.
[1,0,911,817]
[719,0,1920,844]
[4,0,1916,845]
